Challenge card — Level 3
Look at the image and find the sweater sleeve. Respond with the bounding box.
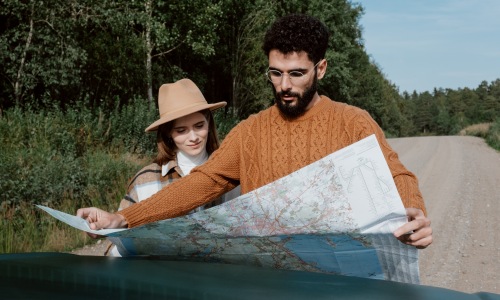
[348,108,427,215]
[117,123,244,228]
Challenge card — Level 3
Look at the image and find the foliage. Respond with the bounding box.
[458,120,499,151]
[213,107,240,140]
[0,99,244,253]
[0,0,88,107]
[0,105,150,253]
[0,0,223,109]
[0,200,94,253]
[0,104,151,209]
[229,0,275,119]
[485,119,500,151]
[3,0,498,138]
[459,123,491,138]
[402,80,500,136]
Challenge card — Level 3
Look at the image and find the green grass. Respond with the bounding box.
[1,200,92,253]
[0,150,149,253]
[0,99,241,254]
[0,102,153,253]
[485,119,500,151]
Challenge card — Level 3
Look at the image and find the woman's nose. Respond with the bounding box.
[188,130,199,141]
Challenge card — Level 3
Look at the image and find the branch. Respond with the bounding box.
[151,39,185,58]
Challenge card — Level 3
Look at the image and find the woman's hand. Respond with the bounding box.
[76,207,128,239]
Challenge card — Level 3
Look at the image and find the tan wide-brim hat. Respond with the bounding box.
[145,78,227,132]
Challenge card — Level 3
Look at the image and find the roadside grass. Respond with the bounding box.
[0,102,153,253]
[485,119,500,151]
[460,120,500,151]
[458,122,492,137]
[0,151,149,253]
[0,100,239,254]
[0,200,93,253]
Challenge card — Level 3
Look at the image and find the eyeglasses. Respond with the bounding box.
[266,60,321,84]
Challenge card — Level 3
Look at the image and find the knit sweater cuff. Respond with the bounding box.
[117,204,148,228]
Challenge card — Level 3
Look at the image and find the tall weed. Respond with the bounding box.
[108,97,157,154]
[0,101,153,253]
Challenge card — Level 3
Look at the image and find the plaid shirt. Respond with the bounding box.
[117,160,227,213]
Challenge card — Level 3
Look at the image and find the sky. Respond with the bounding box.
[354,0,500,93]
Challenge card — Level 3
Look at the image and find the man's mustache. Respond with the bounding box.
[278,90,300,98]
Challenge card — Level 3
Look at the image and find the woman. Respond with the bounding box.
[107,78,238,256]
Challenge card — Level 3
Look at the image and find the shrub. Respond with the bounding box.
[0,101,152,253]
[108,97,157,155]
[485,118,500,151]
[213,107,240,140]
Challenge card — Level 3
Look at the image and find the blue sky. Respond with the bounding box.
[354,0,500,93]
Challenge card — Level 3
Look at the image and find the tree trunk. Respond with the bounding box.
[14,3,35,106]
[145,0,153,108]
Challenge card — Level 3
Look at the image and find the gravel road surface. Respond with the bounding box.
[388,136,499,294]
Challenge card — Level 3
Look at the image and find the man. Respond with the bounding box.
[78,14,432,249]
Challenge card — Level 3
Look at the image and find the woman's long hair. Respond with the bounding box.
[153,109,220,166]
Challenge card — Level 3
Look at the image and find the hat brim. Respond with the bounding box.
[145,101,226,132]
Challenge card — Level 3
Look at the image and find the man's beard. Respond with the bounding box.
[273,76,318,119]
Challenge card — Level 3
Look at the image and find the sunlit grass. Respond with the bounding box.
[459,122,492,137]
[459,120,500,151]
[1,200,89,253]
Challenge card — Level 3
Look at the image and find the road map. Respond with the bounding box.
[38,134,420,284]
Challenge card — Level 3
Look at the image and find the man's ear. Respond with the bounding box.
[316,59,327,80]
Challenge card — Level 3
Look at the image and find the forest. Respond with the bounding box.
[0,0,499,253]
[2,0,498,135]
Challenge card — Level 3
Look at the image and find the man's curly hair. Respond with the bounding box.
[263,14,330,64]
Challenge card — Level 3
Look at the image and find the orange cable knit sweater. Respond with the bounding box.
[119,96,426,228]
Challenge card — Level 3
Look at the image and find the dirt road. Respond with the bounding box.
[73,136,500,294]
[388,136,499,294]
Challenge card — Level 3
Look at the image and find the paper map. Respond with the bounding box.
[38,134,419,284]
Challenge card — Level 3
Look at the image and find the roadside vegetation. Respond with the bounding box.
[460,120,500,151]
[486,119,500,151]
[0,100,153,253]
[0,101,238,253]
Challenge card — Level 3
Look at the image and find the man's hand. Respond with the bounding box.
[394,207,433,249]
[76,207,128,239]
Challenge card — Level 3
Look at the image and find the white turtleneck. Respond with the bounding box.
[172,150,209,176]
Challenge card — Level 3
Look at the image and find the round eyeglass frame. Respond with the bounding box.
[265,60,322,84]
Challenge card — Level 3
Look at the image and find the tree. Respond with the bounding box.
[433,89,451,134]
[230,0,275,118]
[479,79,500,122]
[413,91,434,134]
[142,0,222,105]
[458,88,479,124]
[446,89,468,128]
[0,0,224,110]
[311,0,366,104]
[1,0,88,107]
